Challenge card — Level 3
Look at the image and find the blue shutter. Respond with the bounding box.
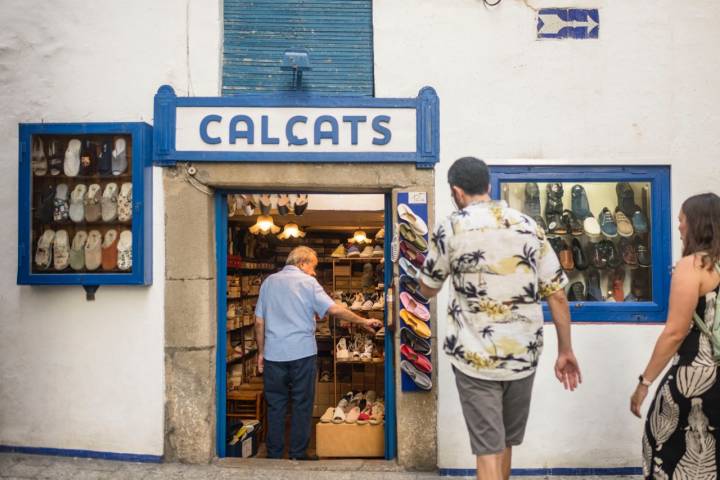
[222,0,374,96]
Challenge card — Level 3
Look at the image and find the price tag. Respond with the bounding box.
[408,192,427,204]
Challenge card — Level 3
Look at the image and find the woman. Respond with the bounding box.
[630,193,720,479]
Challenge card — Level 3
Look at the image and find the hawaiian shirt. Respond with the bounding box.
[419,200,568,381]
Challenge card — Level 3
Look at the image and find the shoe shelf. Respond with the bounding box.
[490,166,671,323]
[18,122,153,286]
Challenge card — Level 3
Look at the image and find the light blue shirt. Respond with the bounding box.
[255,265,335,362]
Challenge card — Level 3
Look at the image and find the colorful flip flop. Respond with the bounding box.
[400,309,431,339]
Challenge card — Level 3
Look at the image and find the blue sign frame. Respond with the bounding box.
[153,85,440,169]
[490,165,671,323]
[17,122,153,286]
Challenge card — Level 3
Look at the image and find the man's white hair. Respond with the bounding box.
[286,246,318,266]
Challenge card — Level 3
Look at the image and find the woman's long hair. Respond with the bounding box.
[681,193,720,269]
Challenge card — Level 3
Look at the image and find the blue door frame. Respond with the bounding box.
[215,191,397,459]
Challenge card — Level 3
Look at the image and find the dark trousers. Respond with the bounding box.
[263,354,316,458]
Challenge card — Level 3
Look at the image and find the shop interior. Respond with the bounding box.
[222,193,389,459]
[502,181,653,302]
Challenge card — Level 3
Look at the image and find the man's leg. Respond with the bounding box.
[452,366,506,480]
[288,354,317,458]
[263,359,290,458]
[476,452,504,480]
[501,447,512,480]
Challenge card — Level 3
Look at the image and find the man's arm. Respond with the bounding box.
[255,316,265,373]
[419,280,442,299]
[326,304,382,333]
[546,290,581,390]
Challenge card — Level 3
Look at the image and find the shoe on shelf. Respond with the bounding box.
[375,227,385,240]
[372,244,384,257]
[571,184,593,219]
[571,238,588,270]
[345,406,361,424]
[559,240,574,271]
[360,336,374,361]
[523,182,541,218]
[590,242,606,269]
[545,183,564,215]
[619,237,638,267]
[586,268,603,301]
[583,216,602,239]
[548,236,564,256]
[598,207,618,238]
[336,337,350,360]
[602,240,622,269]
[350,293,365,310]
[546,212,565,235]
[610,268,625,302]
[361,298,374,311]
[372,295,385,310]
[357,406,374,425]
[320,407,334,423]
[369,402,385,425]
[632,268,650,299]
[347,245,360,258]
[635,237,651,267]
[563,209,584,236]
[567,281,586,302]
[360,245,374,258]
[614,209,634,237]
[632,209,649,235]
[616,182,636,218]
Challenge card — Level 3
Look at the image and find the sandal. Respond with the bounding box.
[69,230,88,271]
[117,230,132,271]
[36,185,56,224]
[112,138,128,176]
[52,229,70,271]
[259,194,272,215]
[84,184,102,222]
[117,182,133,222]
[79,140,97,176]
[53,183,70,223]
[98,139,113,176]
[369,401,385,425]
[84,230,103,271]
[63,139,81,177]
[34,229,55,270]
[319,407,334,423]
[101,183,119,222]
[69,184,87,223]
[241,195,256,216]
[31,137,47,176]
[101,229,119,271]
[47,140,63,176]
[277,194,290,215]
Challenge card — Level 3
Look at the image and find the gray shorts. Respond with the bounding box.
[453,366,536,455]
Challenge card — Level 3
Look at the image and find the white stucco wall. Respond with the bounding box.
[374,0,720,471]
[0,0,220,456]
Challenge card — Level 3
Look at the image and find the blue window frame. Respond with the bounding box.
[490,165,671,323]
[17,122,153,286]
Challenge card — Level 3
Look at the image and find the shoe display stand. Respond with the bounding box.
[18,122,153,287]
[395,192,433,392]
[489,166,672,322]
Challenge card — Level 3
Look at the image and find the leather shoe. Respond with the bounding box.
[619,237,638,267]
[523,182,541,218]
[586,268,603,301]
[559,240,574,271]
[590,241,607,269]
[635,237,651,267]
[567,281,586,301]
[572,238,588,270]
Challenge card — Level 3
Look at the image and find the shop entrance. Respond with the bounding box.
[214,191,396,460]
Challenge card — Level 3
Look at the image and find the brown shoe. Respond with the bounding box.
[614,209,634,237]
[610,268,625,302]
[619,237,638,267]
[559,240,575,271]
[101,229,119,271]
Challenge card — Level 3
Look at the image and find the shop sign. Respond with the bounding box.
[153,85,439,168]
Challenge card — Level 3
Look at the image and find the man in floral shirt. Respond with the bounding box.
[419,157,582,480]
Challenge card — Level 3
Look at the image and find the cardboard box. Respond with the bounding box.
[316,422,384,458]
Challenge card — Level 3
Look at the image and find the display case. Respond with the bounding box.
[490,166,671,322]
[17,122,153,286]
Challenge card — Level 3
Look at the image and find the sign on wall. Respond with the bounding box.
[153,86,439,169]
[537,8,599,40]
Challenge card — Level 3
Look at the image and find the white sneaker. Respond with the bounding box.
[360,245,374,258]
[350,293,364,310]
[336,337,350,360]
[372,295,385,310]
[584,216,601,238]
[360,337,373,361]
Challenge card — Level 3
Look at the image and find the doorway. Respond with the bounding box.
[214,192,397,459]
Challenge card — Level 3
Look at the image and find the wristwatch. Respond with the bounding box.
[638,375,651,387]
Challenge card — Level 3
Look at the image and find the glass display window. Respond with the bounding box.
[18,123,153,286]
[490,166,671,322]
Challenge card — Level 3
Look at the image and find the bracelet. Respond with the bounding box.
[638,375,651,387]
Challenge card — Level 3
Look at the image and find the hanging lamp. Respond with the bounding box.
[249,215,280,235]
[348,229,371,245]
[277,222,306,240]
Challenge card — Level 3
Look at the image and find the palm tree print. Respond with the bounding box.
[444,334,465,360]
[514,244,538,272]
[481,325,498,356]
[447,299,463,329]
[452,250,486,271]
[431,225,447,255]
[422,258,446,282]
[510,283,539,304]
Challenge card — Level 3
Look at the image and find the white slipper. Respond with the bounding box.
[69,184,87,223]
[117,182,133,222]
[397,204,428,236]
[63,139,81,177]
[52,229,70,271]
[399,257,420,280]
[69,230,88,271]
[84,230,103,271]
[85,184,102,222]
[31,137,47,176]
[112,138,127,175]
[117,229,132,271]
[101,183,119,222]
[331,406,346,424]
[53,183,69,222]
[34,229,55,270]
[319,407,334,423]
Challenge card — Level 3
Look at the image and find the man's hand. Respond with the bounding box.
[362,319,383,335]
[554,351,581,391]
[257,353,264,374]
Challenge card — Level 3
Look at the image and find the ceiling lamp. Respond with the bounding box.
[277,223,306,240]
[249,215,280,235]
[348,229,371,245]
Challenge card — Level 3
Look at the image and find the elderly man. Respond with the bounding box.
[255,246,382,460]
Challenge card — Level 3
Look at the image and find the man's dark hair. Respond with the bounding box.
[447,157,490,195]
